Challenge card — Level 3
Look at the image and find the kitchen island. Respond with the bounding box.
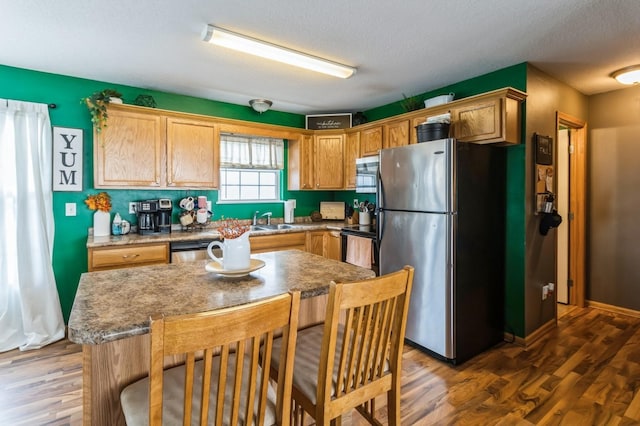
[68,249,375,426]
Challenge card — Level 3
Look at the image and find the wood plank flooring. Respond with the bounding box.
[2,306,640,425]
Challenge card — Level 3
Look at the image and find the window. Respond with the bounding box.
[218,134,284,202]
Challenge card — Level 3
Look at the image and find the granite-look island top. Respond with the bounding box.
[68,249,375,345]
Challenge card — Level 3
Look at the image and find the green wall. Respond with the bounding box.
[2,63,529,336]
[0,64,333,322]
[362,63,529,337]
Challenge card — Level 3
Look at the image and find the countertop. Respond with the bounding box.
[86,220,346,248]
[68,249,375,345]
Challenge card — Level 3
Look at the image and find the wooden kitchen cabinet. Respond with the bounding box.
[360,126,383,156]
[450,88,526,144]
[166,116,220,188]
[94,107,164,188]
[306,230,342,261]
[287,133,314,190]
[384,119,410,149]
[313,133,345,189]
[325,230,342,261]
[88,243,169,271]
[94,104,220,189]
[250,232,307,253]
[344,131,360,189]
[306,231,326,256]
[288,132,345,190]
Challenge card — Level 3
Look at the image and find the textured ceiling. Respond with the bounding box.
[2,0,639,114]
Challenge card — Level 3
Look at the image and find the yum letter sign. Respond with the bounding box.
[52,127,83,191]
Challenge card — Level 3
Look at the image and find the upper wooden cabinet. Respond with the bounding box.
[94,107,164,188]
[360,126,383,156]
[344,131,360,189]
[166,116,219,188]
[314,133,345,189]
[450,88,526,144]
[288,133,314,190]
[94,105,220,189]
[384,119,410,149]
[94,88,525,191]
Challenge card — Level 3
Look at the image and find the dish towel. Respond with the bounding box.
[345,235,372,269]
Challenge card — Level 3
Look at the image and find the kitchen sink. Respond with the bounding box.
[251,224,298,231]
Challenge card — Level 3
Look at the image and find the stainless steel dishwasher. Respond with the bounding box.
[170,239,222,263]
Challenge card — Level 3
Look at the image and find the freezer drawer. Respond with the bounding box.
[379,210,454,358]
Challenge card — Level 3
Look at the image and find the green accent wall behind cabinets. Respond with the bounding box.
[1,62,528,339]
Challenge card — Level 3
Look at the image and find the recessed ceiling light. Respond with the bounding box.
[201,25,356,79]
[611,65,640,85]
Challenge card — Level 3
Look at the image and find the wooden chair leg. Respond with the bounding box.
[388,389,401,426]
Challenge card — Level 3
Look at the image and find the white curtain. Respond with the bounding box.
[0,99,65,352]
[220,134,284,169]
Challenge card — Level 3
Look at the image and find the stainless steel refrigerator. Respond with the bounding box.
[378,138,505,364]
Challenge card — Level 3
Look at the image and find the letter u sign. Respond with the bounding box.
[53,127,83,191]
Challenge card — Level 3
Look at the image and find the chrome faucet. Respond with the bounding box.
[261,211,273,225]
[252,211,260,226]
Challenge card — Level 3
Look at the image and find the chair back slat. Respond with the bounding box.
[182,353,195,426]
[139,291,300,426]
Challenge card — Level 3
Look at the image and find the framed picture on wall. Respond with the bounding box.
[535,133,553,165]
[306,113,352,130]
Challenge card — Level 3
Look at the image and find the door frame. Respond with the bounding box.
[556,112,587,308]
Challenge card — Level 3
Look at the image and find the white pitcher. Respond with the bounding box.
[207,232,251,271]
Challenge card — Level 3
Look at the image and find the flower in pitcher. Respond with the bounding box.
[85,192,112,212]
[216,219,249,239]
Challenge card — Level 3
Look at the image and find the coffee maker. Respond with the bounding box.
[136,199,172,235]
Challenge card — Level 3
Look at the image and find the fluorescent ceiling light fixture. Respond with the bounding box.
[611,65,640,85]
[202,25,356,79]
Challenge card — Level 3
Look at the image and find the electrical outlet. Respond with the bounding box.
[353,199,359,208]
[65,202,76,217]
[129,202,137,214]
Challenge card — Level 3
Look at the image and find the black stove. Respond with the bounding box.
[340,224,376,238]
[340,224,379,275]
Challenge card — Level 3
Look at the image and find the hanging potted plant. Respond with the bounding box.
[81,89,123,133]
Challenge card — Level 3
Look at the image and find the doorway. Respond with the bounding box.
[556,112,587,308]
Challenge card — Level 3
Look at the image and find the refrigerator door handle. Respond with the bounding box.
[377,209,385,242]
[376,166,384,208]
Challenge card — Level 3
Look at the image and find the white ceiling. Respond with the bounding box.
[2,0,639,114]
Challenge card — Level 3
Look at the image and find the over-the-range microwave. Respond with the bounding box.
[355,156,378,194]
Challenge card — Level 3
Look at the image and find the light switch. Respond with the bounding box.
[65,202,76,216]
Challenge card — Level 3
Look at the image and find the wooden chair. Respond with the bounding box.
[120,291,300,426]
[270,266,414,426]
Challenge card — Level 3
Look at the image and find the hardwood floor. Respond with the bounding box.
[2,306,640,425]
[0,339,82,425]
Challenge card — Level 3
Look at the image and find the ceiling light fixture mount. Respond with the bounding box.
[202,24,356,79]
[611,65,640,85]
[249,99,273,113]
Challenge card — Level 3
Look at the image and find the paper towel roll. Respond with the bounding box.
[284,200,295,223]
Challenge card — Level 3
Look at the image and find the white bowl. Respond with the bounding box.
[424,93,454,108]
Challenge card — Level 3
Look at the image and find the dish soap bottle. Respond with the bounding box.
[112,212,122,235]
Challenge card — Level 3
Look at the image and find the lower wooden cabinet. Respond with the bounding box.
[249,232,307,253]
[325,230,342,261]
[306,230,342,261]
[88,243,169,271]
